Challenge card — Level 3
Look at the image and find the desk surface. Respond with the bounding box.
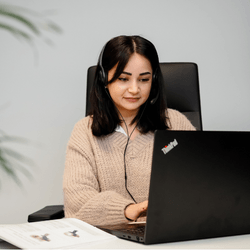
[1,233,250,249]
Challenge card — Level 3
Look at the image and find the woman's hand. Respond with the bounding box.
[124,200,148,221]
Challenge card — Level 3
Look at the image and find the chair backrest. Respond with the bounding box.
[86,62,202,130]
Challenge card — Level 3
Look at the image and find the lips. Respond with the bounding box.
[124,97,140,102]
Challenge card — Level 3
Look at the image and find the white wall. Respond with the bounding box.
[0,0,250,224]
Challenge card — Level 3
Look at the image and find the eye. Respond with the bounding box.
[118,77,128,82]
[140,78,150,82]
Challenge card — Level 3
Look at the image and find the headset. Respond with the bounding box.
[98,43,159,203]
[98,43,160,104]
[98,44,108,85]
[149,67,160,105]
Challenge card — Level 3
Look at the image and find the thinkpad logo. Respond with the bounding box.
[161,139,178,154]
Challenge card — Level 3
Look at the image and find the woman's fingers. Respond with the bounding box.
[124,200,148,221]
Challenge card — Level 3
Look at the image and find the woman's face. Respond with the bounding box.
[107,53,152,118]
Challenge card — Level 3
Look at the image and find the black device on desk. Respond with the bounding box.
[28,205,64,222]
[99,130,250,244]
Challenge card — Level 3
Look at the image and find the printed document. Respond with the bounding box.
[0,218,115,249]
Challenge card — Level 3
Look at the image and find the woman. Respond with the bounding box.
[63,35,195,226]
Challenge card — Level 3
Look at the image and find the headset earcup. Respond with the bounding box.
[98,66,106,85]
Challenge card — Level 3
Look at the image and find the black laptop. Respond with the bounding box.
[99,130,250,244]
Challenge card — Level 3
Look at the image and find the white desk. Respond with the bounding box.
[1,234,250,249]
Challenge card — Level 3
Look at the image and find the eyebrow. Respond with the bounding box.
[140,72,151,76]
[121,71,151,76]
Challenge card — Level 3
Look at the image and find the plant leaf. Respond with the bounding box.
[0,23,33,42]
[0,3,62,48]
[45,21,62,34]
[0,149,23,187]
[0,8,40,35]
[1,147,33,165]
[0,134,29,144]
[0,130,34,188]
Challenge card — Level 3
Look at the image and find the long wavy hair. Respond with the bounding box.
[88,35,169,136]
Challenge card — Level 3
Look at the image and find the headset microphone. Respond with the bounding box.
[150,90,159,105]
[150,68,160,105]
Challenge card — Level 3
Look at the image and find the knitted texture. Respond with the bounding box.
[63,109,195,226]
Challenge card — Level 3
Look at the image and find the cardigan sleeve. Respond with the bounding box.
[63,118,133,226]
[167,109,196,131]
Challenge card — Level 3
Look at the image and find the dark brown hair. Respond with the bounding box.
[88,35,169,136]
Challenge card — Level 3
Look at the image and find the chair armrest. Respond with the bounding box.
[28,205,64,222]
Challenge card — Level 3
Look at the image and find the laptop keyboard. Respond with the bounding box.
[119,225,145,236]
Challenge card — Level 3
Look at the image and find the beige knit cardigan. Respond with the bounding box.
[63,109,196,226]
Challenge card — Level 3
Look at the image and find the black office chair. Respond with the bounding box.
[28,62,202,222]
[86,63,202,130]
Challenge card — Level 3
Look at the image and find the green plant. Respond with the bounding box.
[0,2,62,187]
[0,130,33,188]
[0,2,62,46]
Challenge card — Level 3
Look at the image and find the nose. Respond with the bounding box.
[128,80,139,94]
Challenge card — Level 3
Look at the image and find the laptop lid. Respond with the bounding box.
[145,130,250,244]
